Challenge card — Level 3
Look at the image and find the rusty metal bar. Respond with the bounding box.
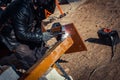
[19,36,73,80]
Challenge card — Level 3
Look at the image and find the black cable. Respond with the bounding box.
[110,33,119,60]
[110,36,114,59]
[55,62,71,80]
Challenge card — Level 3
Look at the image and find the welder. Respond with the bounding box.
[0,0,56,70]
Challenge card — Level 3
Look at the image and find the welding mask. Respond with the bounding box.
[97,28,119,46]
[0,0,12,6]
[33,0,56,20]
[33,0,48,6]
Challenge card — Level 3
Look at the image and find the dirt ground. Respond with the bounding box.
[0,0,120,80]
[50,0,120,80]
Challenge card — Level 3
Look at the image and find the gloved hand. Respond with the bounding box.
[42,32,54,42]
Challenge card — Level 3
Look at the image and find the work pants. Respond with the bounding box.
[15,44,47,70]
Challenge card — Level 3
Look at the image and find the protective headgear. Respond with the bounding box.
[33,0,56,13]
[33,0,46,6]
[33,0,56,20]
[0,0,12,6]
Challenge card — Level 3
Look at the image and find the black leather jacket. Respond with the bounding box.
[0,0,43,51]
[0,0,12,6]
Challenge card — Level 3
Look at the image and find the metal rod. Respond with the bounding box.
[55,62,71,80]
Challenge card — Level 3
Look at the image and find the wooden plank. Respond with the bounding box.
[19,37,73,80]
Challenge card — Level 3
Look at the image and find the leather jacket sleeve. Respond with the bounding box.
[13,4,43,43]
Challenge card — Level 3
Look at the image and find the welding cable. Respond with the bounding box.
[110,35,119,60]
[110,36,114,59]
[55,62,71,80]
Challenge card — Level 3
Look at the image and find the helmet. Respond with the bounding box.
[33,0,56,20]
[0,0,12,6]
[33,0,56,13]
[33,0,46,6]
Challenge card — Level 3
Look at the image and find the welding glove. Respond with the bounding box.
[42,32,54,42]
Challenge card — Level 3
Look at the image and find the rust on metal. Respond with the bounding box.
[63,23,87,53]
